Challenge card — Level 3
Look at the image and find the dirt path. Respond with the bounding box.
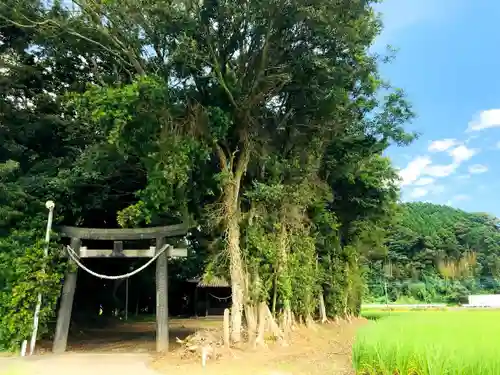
[149,320,363,375]
[1,353,159,375]
[1,318,363,375]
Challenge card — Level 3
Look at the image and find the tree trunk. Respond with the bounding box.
[316,256,328,324]
[245,304,257,347]
[343,291,349,320]
[255,302,267,346]
[271,272,278,315]
[264,303,284,342]
[319,290,328,323]
[282,305,293,334]
[277,222,292,334]
[217,142,249,345]
[224,180,246,344]
[246,270,262,347]
[223,308,230,348]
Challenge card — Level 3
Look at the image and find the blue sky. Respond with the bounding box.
[377,0,500,216]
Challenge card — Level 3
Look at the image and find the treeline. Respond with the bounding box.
[0,0,414,350]
[365,202,500,304]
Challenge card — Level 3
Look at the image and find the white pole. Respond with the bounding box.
[28,200,55,356]
[20,340,27,357]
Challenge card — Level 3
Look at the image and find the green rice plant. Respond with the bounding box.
[360,310,402,320]
[353,310,500,374]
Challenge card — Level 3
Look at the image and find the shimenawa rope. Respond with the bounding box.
[66,244,169,280]
[208,293,232,301]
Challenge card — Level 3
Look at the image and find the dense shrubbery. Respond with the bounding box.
[0,231,67,351]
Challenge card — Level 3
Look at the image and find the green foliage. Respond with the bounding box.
[70,76,210,227]
[0,0,148,349]
[353,311,500,374]
[0,0,418,344]
[366,202,500,304]
[0,231,67,351]
[289,234,318,318]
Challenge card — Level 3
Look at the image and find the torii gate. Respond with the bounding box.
[52,224,188,354]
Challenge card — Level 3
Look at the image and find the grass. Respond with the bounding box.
[360,307,446,321]
[360,310,396,320]
[353,310,500,374]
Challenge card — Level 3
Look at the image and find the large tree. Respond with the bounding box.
[1,0,416,346]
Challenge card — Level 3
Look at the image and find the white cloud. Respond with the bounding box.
[449,145,477,163]
[468,164,488,174]
[410,187,429,199]
[414,177,435,186]
[398,156,432,186]
[428,139,457,152]
[457,174,471,180]
[468,109,500,132]
[465,135,479,144]
[430,185,445,194]
[407,184,444,201]
[399,145,477,188]
[425,163,458,177]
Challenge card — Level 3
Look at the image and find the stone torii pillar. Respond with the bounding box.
[52,224,188,354]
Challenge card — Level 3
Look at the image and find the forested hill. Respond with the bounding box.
[365,202,500,303]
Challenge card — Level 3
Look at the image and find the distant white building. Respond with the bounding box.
[467,294,500,307]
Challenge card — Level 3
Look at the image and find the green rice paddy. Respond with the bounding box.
[353,310,500,374]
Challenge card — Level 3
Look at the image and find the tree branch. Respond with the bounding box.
[75,0,146,75]
[234,141,250,181]
[215,143,228,171]
[249,22,272,98]
[0,12,137,72]
[207,40,238,109]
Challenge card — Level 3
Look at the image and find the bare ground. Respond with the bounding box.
[151,319,364,375]
[1,317,364,375]
[1,353,158,375]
